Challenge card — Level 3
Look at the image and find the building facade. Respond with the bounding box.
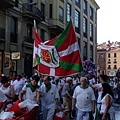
[97,49,106,75]
[0,0,99,77]
[97,41,120,76]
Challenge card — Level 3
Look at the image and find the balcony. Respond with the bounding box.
[22,3,43,23]
[48,19,64,35]
[22,36,34,48]
[0,27,5,42]
[0,0,15,9]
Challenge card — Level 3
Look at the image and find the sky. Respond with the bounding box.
[95,0,120,44]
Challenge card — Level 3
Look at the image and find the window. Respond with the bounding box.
[114,53,116,57]
[41,29,45,41]
[108,53,110,58]
[75,10,80,33]
[90,23,93,41]
[75,0,80,7]
[83,41,87,60]
[59,7,64,22]
[41,3,45,21]
[83,0,87,14]
[114,65,117,69]
[10,17,17,43]
[83,17,87,38]
[90,6,93,20]
[49,4,52,18]
[26,24,33,43]
[67,4,71,22]
[108,65,111,69]
[114,59,117,63]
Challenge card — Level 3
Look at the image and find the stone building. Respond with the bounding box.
[97,41,120,75]
[0,0,99,77]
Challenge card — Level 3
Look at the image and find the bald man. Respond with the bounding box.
[72,77,96,120]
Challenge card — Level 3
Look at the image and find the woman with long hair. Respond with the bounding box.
[100,83,115,120]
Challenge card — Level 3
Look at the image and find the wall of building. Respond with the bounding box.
[0,0,99,77]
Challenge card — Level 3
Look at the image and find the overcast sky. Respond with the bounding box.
[95,0,120,44]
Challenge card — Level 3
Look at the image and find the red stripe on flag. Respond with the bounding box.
[57,23,76,52]
[38,63,50,74]
[55,67,77,76]
[34,28,42,47]
[60,51,82,64]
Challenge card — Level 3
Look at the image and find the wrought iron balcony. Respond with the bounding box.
[22,36,34,48]
[0,0,15,9]
[22,3,43,23]
[48,19,64,35]
[24,36,33,44]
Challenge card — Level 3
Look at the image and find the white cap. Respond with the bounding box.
[66,77,72,81]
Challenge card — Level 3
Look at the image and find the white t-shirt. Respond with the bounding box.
[22,84,40,102]
[0,90,7,102]
[73,86,95,112]
[13,79,25,95]
[40,83,59,109]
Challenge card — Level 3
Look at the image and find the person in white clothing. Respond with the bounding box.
[19,75,40,103]
[13,75,25,101]
[72,77,96,120]
[40,76,59,120]
[100,83,115,120]
[0,76,14,110]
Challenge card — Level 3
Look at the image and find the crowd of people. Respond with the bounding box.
[0,73,119,120]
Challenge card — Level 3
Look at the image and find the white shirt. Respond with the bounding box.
[40,83,59,109]
[100,94,114,113]
[22,84,40,102]
[73,86,95,112]
[13,79,25,95]
[0,90,7,102]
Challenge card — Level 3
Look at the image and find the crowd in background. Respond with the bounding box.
[0,72,120,120]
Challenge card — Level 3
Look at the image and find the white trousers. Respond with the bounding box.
[76,110,89,120]
[42,107,55,120]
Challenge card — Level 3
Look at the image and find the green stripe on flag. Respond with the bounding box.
[36,57,40,64]
[53,20,71,48]
[60,61,83,72]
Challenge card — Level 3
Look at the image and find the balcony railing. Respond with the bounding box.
[0,27,5,39]
[24,36,33,44]
[22,3,43,21]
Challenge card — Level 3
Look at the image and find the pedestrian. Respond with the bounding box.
[99,83,115,120]
[0,89,7,111]
[72,77,95,120]
[0,76,14,110]
[12,75,25,101]
[40,76,59,120]
[19,75,40,103]
[61,77,73,119]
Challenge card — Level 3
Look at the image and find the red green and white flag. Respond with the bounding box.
[33,20,83,77]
